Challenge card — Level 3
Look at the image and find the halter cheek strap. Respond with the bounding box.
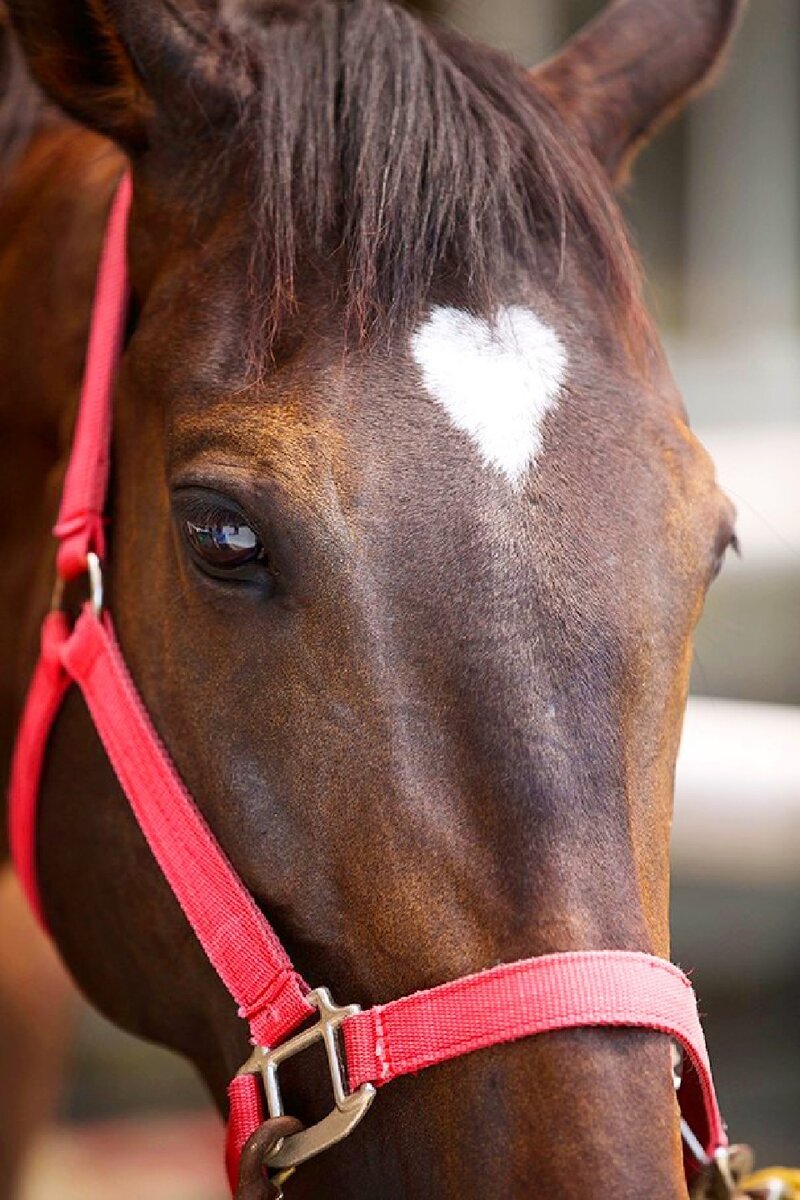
[8,174,727,1194]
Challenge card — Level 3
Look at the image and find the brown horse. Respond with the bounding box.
[0,0,745,1196]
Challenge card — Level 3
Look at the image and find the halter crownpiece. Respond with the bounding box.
[9,174,728,1194]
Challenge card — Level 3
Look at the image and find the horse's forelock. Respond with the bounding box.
[193,0,646,357]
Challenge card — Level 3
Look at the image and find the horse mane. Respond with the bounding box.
[232,0,645,348]
[0,0,645,352]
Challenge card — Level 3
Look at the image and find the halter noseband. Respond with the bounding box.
[9,174,728,1194]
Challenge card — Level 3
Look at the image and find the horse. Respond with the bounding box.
[0,0,746,1196]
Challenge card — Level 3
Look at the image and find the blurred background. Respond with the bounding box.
[13,1,800,1196]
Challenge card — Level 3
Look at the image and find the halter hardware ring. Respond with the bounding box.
[86,551,104,617]
[50,550,104,618]
[236,987,375,1171]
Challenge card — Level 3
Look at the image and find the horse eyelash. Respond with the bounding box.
[178,495,255,530]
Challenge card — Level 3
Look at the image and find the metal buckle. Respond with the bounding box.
[85,551,104,616]
[688,1143,760,1199]
[50,550,104,618]
[236,987,375,1171]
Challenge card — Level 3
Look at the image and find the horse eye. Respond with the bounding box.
[184,519,265,571]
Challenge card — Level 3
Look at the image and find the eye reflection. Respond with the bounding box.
[184,519,264,569]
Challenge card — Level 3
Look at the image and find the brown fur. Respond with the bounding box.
[0,1,744,1196]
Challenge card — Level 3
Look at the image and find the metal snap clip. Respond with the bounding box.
[237,988,375,1171]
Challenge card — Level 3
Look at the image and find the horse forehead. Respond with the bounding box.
[409,305,567,488]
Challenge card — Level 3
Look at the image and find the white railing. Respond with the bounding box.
[673,696,800,885]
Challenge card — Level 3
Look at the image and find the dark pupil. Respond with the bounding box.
[185,520,261,567]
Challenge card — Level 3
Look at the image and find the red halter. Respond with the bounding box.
[9,174,727,1192]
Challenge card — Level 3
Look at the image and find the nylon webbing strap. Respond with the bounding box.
[62,606,314,1048]
[227,1073,266,1188]
[53,173,132,579]
[345,950,711,1087]
[343,949,722,1159]
[8,612,72,922]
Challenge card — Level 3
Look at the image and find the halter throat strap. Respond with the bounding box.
[8,173,726,1194]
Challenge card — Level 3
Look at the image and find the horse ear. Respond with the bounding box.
[531,0,746,185]
[4,0,225,152]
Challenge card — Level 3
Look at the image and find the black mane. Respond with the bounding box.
[0,0,643,348]
[232,0,642,344]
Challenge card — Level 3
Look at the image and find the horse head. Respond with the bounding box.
[6,0,743,1194]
